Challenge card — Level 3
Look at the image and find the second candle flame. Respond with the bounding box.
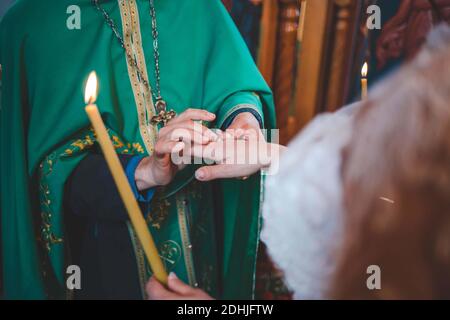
[361,62,368,78]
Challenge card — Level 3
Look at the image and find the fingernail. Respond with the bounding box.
[169,272,178,280]
[196,170,205,180]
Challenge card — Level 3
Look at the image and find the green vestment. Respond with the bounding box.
[0,0,275,299]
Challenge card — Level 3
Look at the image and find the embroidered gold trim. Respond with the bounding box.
[159,240,182,272]
[117,0,198,290]
[127,222,147,299]
[39,129,144,252]
[176,193,197,286]
[217,103,263,128]
[39,154,64,252]
[147,189,171,229]
[118,0,157,154]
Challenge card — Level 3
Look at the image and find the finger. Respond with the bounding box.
[201,124,220,142]
[159,125,208,145]
[226,128,245,138]
[155,141,185,157]
[163,121,218,143]
[195,164,245,181]
[169,128,210,145]
[221,130,234,140]
[167,272,197,296]
[212,129,227,141]
[146,276,178,300]
[168,108,215,125]
[186,142,225,164]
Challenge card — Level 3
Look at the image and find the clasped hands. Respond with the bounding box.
[135,108,272,191]
[137,108,281,300]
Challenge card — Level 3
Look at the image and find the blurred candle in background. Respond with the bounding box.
[361,62,368,100]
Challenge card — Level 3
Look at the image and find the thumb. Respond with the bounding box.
[195,166,217,181]
[146,276,173,300]
[195,165,237,181]
[167,272,197,296]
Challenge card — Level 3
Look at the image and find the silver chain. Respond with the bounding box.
[149,0,162,101]
[92,0,163,102]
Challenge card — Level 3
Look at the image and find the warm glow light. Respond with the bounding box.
[379,197,395,204]
[361,62,368,78]
[84,71,98,104]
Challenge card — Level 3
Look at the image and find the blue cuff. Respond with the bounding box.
[221,107,264,130]
[125,156,155,203]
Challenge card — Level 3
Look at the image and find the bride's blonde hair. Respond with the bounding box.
[332,25,450,299]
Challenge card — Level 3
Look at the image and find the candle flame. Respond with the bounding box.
[84,71,98,104]
[361,62,368,78]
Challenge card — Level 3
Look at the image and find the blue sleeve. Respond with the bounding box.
[125,156,155,203]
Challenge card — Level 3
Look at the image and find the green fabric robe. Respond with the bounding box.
[0,0,275,299]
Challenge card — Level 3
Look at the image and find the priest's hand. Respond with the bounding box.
[135,109,218,190]
[146,273,214,300]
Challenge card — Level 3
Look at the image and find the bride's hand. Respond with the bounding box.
[194,128,282,181]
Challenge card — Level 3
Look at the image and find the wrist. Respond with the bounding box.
[231,112,261,130]
[135,157,157,190]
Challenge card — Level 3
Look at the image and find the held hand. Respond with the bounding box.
[146,273,213,300]
[135,109,218,190]
[195,129,283,182]
[191,112,269,180]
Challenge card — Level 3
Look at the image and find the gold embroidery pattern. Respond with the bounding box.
[159,240,182,272]
[60,130,144,158]
[119,0,157,154]
[61,133,95,157]
[176,193,198,287]
[147,190,171,229]
[217,103,263,129]
[127,221,148,299]
[39,154,63,252]
[39,129,145,252]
